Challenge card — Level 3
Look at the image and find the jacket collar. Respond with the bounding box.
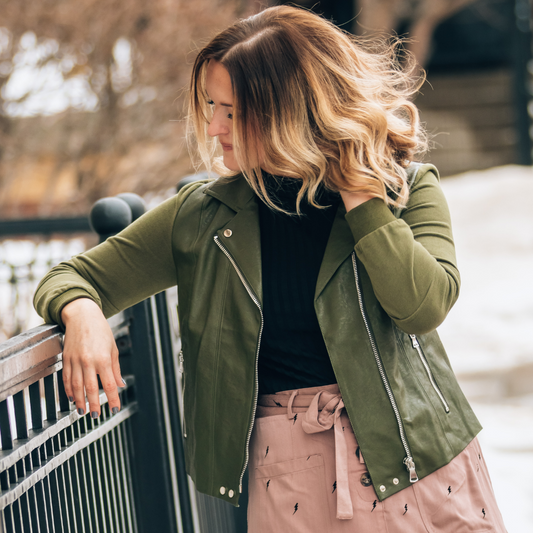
[205,173,355,304]
[204,174,256,213]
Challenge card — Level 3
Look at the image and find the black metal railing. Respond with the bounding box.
[0,187,247,533]
[0,322,138,533]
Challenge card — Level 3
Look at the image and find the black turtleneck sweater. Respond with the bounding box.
[257,175,340,395]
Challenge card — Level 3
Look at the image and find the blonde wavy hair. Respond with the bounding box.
[188,5,428,213]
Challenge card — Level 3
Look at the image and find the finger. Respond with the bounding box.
[82,363,101,419]
[111,346,126,389]
[100,368,121,415]
[71,363,86,416]
[61,354,75,404]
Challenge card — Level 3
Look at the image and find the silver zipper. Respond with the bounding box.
[409,335,450,413]
[351,252,418,483]
[178,350,187,437]
[214,235,264,493]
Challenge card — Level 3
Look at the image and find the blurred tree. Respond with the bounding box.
[0,0,265,217]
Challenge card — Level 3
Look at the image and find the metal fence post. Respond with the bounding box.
[89,194,191,533]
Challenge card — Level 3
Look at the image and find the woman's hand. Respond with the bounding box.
[61,298,124,418]
[339,191,375,212]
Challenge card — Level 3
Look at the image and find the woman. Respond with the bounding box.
[34,6,507,532]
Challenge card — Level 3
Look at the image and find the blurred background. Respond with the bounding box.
[0,0,531,530]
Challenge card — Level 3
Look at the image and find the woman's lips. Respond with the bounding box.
[221,143,233,152]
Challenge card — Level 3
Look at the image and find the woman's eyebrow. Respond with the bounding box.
[206,94,233,107]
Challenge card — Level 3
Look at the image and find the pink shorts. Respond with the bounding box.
[248,384,507,533]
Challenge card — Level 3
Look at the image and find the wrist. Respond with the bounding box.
[340,191,375,213]
[61,298,100,325]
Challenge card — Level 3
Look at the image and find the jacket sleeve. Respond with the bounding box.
[344,164,460,335]
[33,182,206,329]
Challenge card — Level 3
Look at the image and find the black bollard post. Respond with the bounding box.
[116,193,147,222]
[89,197,132,244]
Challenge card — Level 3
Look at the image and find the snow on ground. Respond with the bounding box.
[439,165,533,533]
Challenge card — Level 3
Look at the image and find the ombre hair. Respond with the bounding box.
[188,5,428,212]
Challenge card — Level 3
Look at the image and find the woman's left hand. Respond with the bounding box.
[339,191,375,212]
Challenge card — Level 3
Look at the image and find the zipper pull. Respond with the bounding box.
[178,350,184,373]
[239,484,243,493]
[409,334,419,348]
[404,457,419,483]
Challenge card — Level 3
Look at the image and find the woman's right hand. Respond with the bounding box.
[61,298,124,418]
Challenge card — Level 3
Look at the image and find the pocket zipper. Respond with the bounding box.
[178,350,187,437]
[409,335,450,413]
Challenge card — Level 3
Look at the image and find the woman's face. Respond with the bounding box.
[205,60,239,171]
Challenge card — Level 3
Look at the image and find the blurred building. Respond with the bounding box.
[284,0,533,176]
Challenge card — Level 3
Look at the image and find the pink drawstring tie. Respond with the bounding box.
[288,389,353,520]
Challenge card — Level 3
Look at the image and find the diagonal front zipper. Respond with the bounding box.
[409,335,450,413]
[214,235,264,493]
[351,252,418,483]
[178,350,187,437]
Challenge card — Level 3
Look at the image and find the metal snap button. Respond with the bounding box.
[393,478,399,485]
[228,489,234,498]
[379,485,386,493]
[219,486,226,495]
[360,472,372,487]
[223,229,232,237]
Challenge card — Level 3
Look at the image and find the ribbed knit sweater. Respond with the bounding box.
[257,175,340,394]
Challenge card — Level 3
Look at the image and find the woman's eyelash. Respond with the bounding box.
[207,99,233,119]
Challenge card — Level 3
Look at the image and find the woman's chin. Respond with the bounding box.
[222,157,241,172]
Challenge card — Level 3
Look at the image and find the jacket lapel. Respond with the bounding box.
[205,174,355,305]
[314,203,355,301]
[206,175,263,304]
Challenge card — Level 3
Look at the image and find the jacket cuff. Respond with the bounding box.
[344,198,397,245]
[48,289,100,330]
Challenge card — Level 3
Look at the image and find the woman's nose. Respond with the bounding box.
[207,113,229,138]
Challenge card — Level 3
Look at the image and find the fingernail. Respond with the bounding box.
[68,396,74,402]
[112,407,119,415]
[91,411,99,419]
[77,408,84,416]
[121,378,127,386]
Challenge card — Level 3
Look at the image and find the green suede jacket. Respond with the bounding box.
[34,163,481,506]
